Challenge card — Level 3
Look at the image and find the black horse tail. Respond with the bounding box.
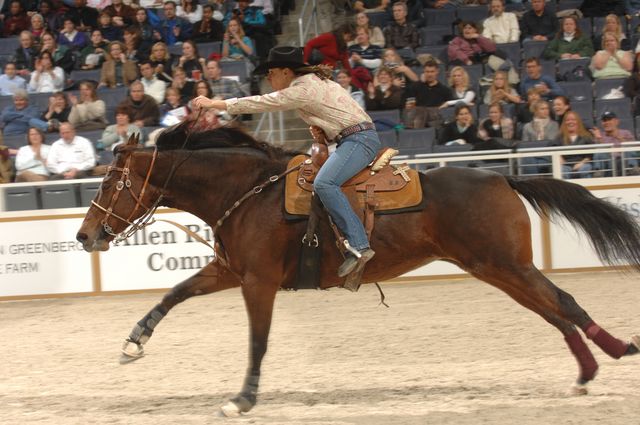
[505,176,640,270]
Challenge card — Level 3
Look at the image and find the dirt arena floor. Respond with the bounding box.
[2,271,640,424]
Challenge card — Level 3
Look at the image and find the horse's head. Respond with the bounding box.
[76,134,162,252]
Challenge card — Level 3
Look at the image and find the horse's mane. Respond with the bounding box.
[155,121,302,160]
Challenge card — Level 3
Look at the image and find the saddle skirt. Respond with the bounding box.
[285,154,423,216]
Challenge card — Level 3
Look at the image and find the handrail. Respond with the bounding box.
[298,0,319,47]
[252,111,284,144]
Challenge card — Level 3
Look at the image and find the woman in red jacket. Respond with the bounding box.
[303,23,356,71]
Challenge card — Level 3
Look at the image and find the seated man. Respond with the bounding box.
[206,59,246,99]
[349,26,383,74]
[192,5,224,43]
[520,57,564,101]
[0,90,47,136]
[382,2,419,50]
[403,61,452,129]
[0,62,27,96]
[117,81,161,127]
[520,0,558,42]
[47,122,97,180]
[159,1,192,46]
[482,0,520,44]
[139,60,167,105]
[592,111,637,176]
[352,0,389,13]
[3,1,29,37]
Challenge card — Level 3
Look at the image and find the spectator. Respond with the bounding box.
[41,92,71,132]
[224,0,266,32]
[1,89,45,136]
[592,111,637,176]
[551,95,571,125]
[382,47,418,83]
[40,32,75,74]
[520,0,558,42]
[483,70,521,105]
[66,0,99,32]
[178,40,206,80]
[78,30,108,70]
[516,87,542,125]
[122,26,145,62]
[118,80,160,127]
[177,0,203,24]
[149,42,175,83]
[354,12,384,48]
[57,17,89,51]
[521,100,559,142]
[205,59,246,99]
[304,23,355,70]
[440,66,475,108]
[478,102,514,141]
[15,31,38,77]
[99,41,139,88]
[103,0,136,28]
[352,0,389,13]
[520,57,564,100]
[139,60,166,105]
[0,62,27,96]
[14,127,51,182]
[158,86,187,129]
[382,2,419,50]
[482,0,520,44]
[543,16,594,61]
[189,80,213,109]
[38,0,62,34]
[438,104,482,146]
[68,81,108,131]
[593,14,630,52]
[99,105,142,151]
[552,111,594,179]
[335,69,365,109]
[170,66,194,103]
[159,1,192,46]
[590,32,633,80]
[192,4,224,43]
[448,21,496,66]
[580,0,625,17]
[349,26,383,74]
[223,17,256,63]
[47,122,96,180]
[29,13,47,39]
[98,11,123,43]
[0,144,13,183]
[29,52,65,94]
[365,66,403,111]
[3,1,29,37]
[403,61,452,128]
[159,87,185,116]
[133,9,156,54]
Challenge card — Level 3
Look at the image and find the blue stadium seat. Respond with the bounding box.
[556,0,584,11]
[219,60,250,82]
[4,186,40,211]
[595,98,632,120]
[415,45,448,63]
[199,41,222,60]
[70,69,101,83]
[594,78,628,99]
[0,37,20,55]
[577,18,593,37]
[377,130,397,148]
[557,58,591,80]
[423,8,456,27]
[496,42,521,67]
[396,47,416,62]
[100,86,129,108]
[571,100,595,127]
[367,11,390,29]
[397,128,436,151]
[557,80,593,102]
[420,26,452,46]
[455,6,488,24]
[80,181,101,207]
[522,40,549,61]
[40,184,79,209]
[368,109,401,124]
[3,134,26,149]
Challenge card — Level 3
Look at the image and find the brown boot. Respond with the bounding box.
[338,248,375,277]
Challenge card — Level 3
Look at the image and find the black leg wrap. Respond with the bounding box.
[231,373,260,411]
[130,305,167,343]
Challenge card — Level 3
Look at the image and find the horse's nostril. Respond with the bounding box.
[76,232,88,242]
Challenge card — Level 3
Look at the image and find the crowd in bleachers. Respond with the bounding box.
[0,0,290,183]
[305,0,640,178]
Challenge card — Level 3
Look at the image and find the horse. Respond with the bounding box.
[76,122,640,417]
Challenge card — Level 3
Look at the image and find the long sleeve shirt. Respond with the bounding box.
[0,74,27,96]
[28,67,65,93]
[15,144,51,176]
[1,104,41,136]
[543,35,595,61]
[100,124,142,150]
[69,100,108,127]
[303,32,351,71]
[142,77,167,105]
[46,136,96,174]
[382,21,420,50]
[447,35,496,64]
[224,73,371,140]
[519,75,564,100]
[520,9,558,40]
[482,12,520,44]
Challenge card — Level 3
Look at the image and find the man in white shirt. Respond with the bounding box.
[0,62,27,96]
[47,122,97,179]
[482,0,520,44]
[139,60,166,105]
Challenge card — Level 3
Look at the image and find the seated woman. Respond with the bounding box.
[29,13,47,40]
[41,91,71,131]
[28,51,65,93]
[79,30,109,70]
[177,0,203,24]
[551,111,594,179]
[192,5,224,43]
[593,14,630,52]
[159,87,186,122]
[98,105,142,151]
[335,69,365,109]
[123,26,146,63]
[178,40,206,81]
[354,12,384,48]
[149,42,175,83]
[170,66,195,103]
[447,21,496,66]
[68,81,108,131]
[98,11,123,43]
[438,104,481,146]
[483,70,521,105]
[543,16,594,61]
[365,66,403,111]
[188,80,213,109]
[552,95,571,125]
[303,22,354,71]
[516,87,542,126]
[590,32,633,80]
[40,31,75,75]
[15,31,38,78]
[521,100,560,175]
[478,102,514,141]
[440,66,475,108]
[98,41,139,88]
[222,18,254,61]
[382,48,418,85]
[132,9,156,55]
[57,17,89,51]
[14,127,50,182]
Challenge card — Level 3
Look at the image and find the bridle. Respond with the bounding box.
[91,146,162,244]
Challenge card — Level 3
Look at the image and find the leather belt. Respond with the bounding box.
[334,121,375,144]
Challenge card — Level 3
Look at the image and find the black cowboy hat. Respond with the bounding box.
[253,46,308,74]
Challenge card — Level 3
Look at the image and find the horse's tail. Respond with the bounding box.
[505,176,640,270]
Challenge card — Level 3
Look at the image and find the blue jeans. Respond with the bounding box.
[314,129,381,251]
[29,118,49,132]
[562,163,593,179]
[593,152,639,176]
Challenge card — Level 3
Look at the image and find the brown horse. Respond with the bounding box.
[77,123,640,416]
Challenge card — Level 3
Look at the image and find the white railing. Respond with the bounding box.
[253,111,285,144]
[298,0,319,47]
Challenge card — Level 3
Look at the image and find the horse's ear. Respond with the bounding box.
[126,133,138,146]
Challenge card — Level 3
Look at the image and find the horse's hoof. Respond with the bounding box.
[570,383,589,396]
[630,335,640,352]
[218,401,242,417]
[120,340,144,364]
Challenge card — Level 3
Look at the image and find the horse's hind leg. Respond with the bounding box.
[121,261,241,361]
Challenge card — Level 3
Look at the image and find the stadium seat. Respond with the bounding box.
[377,130,397,148]
[396,47,416,62]
[0,37,20,55]
[100,86,129,108]
[557,58,591,81]
[368,109,401,125]
[219,60,250,82]
[415,45,448,63]
[594,78,628,99]
[420,26,452,46]
[2,134,26,149]
[40,184,79,209]
[557,80,593,102]
[4,186,40,211]
[367,11,390,29]
[556,0,582,12]
[455,6,488,24]
[459,63,483,84]
[577,18,593,37]
[595,98,632,120]
[423,8,456,27]
[397,128,436,151]
[199,42,222,60]
[70,69,101,83]
[79,181,101,207]
[496,42,521,67]
[571,100,595,127]
[522,40,549,61]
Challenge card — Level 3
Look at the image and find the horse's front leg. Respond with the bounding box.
[121,260,241,362]
[220,275,279,417]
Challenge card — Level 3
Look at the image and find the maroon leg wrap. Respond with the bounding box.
[582,321,629,359]
[565,330,599,383]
